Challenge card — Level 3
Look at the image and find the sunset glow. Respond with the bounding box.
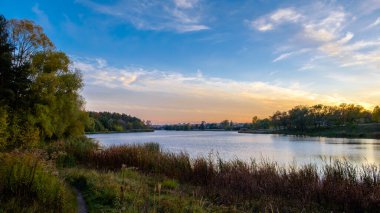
[2,0,380,123]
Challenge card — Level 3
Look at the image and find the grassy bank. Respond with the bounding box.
[240,123,380,139]
[2,139,380,212]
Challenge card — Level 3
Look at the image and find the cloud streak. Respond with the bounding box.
[367,17,380,29]
[251,8,301,32]
[77,0,209,32]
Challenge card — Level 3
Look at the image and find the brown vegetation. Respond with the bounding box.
[80,143,380,212]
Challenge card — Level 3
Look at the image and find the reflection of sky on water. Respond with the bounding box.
[88,131,380,167]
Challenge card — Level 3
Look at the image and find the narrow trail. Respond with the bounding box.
[73,188,87,213]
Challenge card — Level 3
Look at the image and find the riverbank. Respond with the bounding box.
[68,142,380,212]
[239,123,380,139]
[2,140,380,212]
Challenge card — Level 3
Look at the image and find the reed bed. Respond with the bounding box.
[83,143,380,212]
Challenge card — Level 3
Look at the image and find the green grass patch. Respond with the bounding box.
[61,167,228,213]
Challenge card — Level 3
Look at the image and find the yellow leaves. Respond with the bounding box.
[9,19,54,49]
[9,18,55,66]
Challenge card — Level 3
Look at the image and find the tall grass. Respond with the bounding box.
[62,167,223,213]
[87,143,192,182]
[84,143,380,212]
[0,151,77,213]
[44,136,99,168]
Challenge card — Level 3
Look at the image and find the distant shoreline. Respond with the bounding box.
[239,124,380,139]
[156,129,232,131]
[86,129,154,134]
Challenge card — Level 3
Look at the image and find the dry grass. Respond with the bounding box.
[78,143,380,212]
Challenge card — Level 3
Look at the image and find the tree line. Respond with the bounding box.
[161,104,380,133]
[85,111,149,133]
[159,120,247,131]
[252,104,380,132]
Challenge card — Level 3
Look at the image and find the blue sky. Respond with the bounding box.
[1,0,380,123]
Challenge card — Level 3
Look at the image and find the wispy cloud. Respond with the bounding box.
[273,49,310,62]
[302,10,346,42]
[338,32,354,44]
[32,4,53,32]
[77,0,209,32]
[251,8,301,32]
[367,17,380,29]
[253,2,380,71]
[174,0,198,9]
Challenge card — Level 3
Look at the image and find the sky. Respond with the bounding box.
[1,0,380,124]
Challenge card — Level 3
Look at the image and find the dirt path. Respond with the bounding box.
[73,188,87,213]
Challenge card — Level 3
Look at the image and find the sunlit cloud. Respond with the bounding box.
[251,8,301,32]
[302,10,346,42]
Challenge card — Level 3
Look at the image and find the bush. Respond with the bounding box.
[0,151,77,213]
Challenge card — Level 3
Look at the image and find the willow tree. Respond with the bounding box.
[30,51,87,140]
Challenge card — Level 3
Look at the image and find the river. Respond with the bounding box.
[88,130,380,166]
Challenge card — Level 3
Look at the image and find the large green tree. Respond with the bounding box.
[0,15,87,149]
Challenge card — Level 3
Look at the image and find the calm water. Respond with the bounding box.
[88,131,380,166]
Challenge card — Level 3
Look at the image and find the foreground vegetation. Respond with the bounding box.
[0,151,77,213]
[62,167,227,212]
[0,15,85,212]
[3,139,380,212]
[78,142,379,212]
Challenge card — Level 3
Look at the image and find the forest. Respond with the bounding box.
[85,111,150,133]
[267,104,380,131]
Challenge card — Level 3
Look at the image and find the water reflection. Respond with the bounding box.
[88,130,380,166]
